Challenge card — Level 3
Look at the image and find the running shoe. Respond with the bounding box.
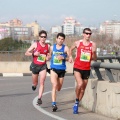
[75,100,81,107]
[52,104,58,112]
[37,98,42,105]
[73,103,78,114]
[32,85,36,91]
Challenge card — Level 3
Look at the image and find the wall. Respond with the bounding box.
[81,79,120,119]
[0,62,73,73]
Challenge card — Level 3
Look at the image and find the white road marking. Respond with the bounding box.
[33,87,74,120]
[3,73,23,77]
[1,73,50,77]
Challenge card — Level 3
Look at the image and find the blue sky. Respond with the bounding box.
[0,0,120,30]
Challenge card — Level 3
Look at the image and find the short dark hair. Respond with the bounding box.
[57,33,65,39]
[83,28,92,33]
[39,30,47,37]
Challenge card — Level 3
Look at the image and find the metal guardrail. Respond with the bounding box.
[97,56,120,63]
[91,56,120,82]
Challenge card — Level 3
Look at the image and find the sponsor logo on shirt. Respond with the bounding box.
[44,50,47,53]
[85,47,90,49]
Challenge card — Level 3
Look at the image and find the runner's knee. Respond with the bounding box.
[77,83,83,89]
[57,86,62,91]
[40,81,44,86]
[52,83,57,88]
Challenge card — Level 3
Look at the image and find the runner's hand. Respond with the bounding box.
[33,50,40,56]
[57,55,64,60]
[69,57,73,63]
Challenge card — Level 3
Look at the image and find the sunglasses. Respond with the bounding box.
[84,32,92,35]
[40,36,46,38]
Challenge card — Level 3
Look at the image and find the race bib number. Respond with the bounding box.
[37,54,46,62]
[53,56,62,65]
[80,51,90,62]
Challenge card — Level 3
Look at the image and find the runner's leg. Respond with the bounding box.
[79,80,88,101]
[74,71,83,100]
[32,73,38,91]
[50,70,58,102]
[38,69,47,99]
[56,77,64,91]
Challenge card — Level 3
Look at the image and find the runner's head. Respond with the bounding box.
[83,28,92,41]
[56,33,65,45]
[39,30,47,43]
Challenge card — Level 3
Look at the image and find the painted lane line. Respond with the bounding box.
[3,73,23,77]
[33,87,74,120]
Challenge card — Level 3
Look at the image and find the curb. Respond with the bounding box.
[0,73,73,77]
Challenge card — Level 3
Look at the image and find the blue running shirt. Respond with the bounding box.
[50,44,66,70]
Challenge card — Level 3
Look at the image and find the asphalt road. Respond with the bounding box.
[0,76,116,120]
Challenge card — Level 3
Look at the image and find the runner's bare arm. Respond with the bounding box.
[25,42,36,56]
[69,41,78,63]
[64,46,70,61]
[49,46,53,58]
[46,44,51,61]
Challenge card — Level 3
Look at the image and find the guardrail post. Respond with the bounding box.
[101,59,104,62]
[117,58,120,63]
[109,58,113,63]
[94,67,104,80]
[105,68,115,82]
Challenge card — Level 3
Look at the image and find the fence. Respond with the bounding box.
[0,51,32,61]
[0,51,119,61]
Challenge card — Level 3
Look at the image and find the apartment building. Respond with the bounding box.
[0,18,22,27]
[62,17,81,35]
[100,20,120,40]
[10,27,32,40]
[0,18,33,40]
[0,26,10,40]
[51,26,62,34]
[26,21,40,37]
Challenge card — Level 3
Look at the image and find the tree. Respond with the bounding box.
[0,37,30,51]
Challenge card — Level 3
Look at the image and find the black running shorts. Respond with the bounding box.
[73,68,90,80]
[30,62,47,74]
[51,68,66,78]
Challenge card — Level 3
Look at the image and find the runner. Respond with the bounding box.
[49,33,70,112]
[69,28,97,114]
[25,30,50,105]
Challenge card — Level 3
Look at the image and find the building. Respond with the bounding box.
[10,26,32,40]
[0,26,10,40]
[62,17,81,35]
[0,22,10,27]
[26,21,40,37]
[51,26,62,34]
[0,18,33,40]
[0,26,32,40]
[75,22,81,35]
[8,18,22,27]
[100,20,120,40]
[0,18,22,27]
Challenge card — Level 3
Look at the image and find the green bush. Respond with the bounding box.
[0,37,30,51]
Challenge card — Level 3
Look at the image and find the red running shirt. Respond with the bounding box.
[74,40,93,70]
[33,42,49,65]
